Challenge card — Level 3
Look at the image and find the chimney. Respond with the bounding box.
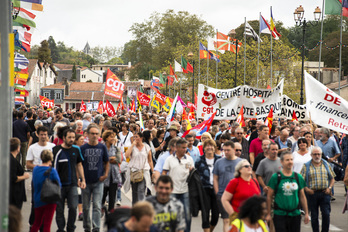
[63,78,70,96]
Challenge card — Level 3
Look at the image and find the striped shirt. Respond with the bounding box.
[300,161,335,190]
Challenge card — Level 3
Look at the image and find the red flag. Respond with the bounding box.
[155,90,167,105]
[104,69,125,99]
[187,101,196,110]
[264,106,273,135]
[169,64,178,82]
[15,78,27,86]
[116,102,121,111]
[198,145,204,156]
[292,111,298,122]
[137,91,151,106]
[267,85,271,89]
[216,31,241,53]
[39,95,54,109]
[236,105,246,127]
[80,100,86,112]
[121,98,125,110]
[97,101,104,114]
[167,76,174,86]
[105,100,116,117]
[188,105,196,121]
[194,93,197,108]
[131,98,135,112]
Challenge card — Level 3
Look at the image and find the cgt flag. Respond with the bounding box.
[80,100,86,112]
[39,95,54,109]
[137,91,151,106]
[236,105,246,127]
[105,100,116,117]
[104,69,125,99]
[97,101,104,114]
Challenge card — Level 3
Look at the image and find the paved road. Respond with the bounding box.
[20,174,347,232]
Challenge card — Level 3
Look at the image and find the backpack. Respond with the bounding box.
[273,171,300,214]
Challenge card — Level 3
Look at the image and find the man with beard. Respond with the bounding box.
[300,147,335,232]
[53,129,86,232]
[146,175,185,232]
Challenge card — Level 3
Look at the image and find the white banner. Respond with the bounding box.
[305,71,348,134]
[127,87,137,98]
[197,80,284,120]
[276,95,308,120]
[86,102,98,111]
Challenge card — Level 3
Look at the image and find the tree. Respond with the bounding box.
[48,36,60,63]
[38,40,52,64]
[71,63,77,81]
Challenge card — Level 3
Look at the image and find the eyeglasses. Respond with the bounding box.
[235,149,242,152]
[312,153,321,156]
[236,133,243,135]
[242,165,252,168]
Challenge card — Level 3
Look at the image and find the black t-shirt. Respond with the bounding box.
[52,145,83,186]
[252,152,265,172]
[26,119,35,132]
[30,132,39,144]
[152,137,164,159]
[13,119,30,142]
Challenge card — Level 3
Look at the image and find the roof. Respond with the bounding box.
[69,82,103,91]
[54,63,75,70]
[28,59,38,77]
[42,83,64,89]
[326,78,348,90]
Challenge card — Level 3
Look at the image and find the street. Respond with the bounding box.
[20,174,347,232]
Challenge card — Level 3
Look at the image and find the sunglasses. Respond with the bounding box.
[243,165,252,168]
[235,149,242,152]
[312,153,321,156]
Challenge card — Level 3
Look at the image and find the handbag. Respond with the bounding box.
[130,145,148,183]
[40,167,61,203]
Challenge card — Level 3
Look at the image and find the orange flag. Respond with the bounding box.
[236,105,246,127]
[188,105,195,121]
[97,101,104,114]
[264,106,273,135]
[292,111,298,122]
[182,109,192,130]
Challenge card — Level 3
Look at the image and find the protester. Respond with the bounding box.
[292,137,311,173]
[195,139,221,231]
[152,128,166,160]
[300,147,335,232]
[31,150,61,232]
[266,151,309,232]
[249,125,271,165]
[186,134,200,162]
[221,159,261,222]
[125,131,154,204]
[252,139,271,178]
[232,127,249,161]
[28,120,43,147]
[10,138,29,210]
[13,110,31,168]
[119,123,133,154]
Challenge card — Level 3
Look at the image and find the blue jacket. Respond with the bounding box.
[195,154,221,188]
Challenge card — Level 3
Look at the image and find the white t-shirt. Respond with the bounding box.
[206,157,215,186]
[26,142,55,166]
[292,151,312,173]
[163,154,194,194]
[119,131,133,152]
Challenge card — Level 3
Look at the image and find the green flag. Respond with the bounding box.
[127,96,131,107]
[325,0,342,15]
[181,56,193,73]
[159,73,166,85]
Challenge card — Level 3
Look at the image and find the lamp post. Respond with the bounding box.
[294,5,321,104]
[228,29,238,87]
[188,52,195,104]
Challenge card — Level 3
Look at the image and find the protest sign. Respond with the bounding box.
[276,95,308,120]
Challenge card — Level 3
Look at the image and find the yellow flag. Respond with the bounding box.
[162,97,172,112]
[15,72,29,80]
[151,97,160,112]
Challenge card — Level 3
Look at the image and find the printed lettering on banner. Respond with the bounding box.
[39,95,54,109]
[305,71,348,134]
[104,74,125,99]
[196,80,283,120]
[137,92,151,106]
[276,95,308,120]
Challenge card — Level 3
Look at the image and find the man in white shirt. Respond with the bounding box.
[163,138,194,232]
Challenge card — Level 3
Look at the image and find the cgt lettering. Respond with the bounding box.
[203,107,214,114]
[106,78,125,92]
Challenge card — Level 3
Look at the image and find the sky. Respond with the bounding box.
[31,0,324,51]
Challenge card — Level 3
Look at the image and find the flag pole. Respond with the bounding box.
[270,6,273,88]
[243,17,247,85]
[206,51,209,86]
[257,12,261,88]
[198,48,201,84]
[215,29,218,88]
[180,73,182,97]
[318,0,325,81]
[338,0,344,95]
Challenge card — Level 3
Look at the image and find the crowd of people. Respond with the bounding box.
[9,104,348,232]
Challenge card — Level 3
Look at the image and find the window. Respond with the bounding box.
[82,74,86,79]
[55,92,61,100]
[44,92,50,98]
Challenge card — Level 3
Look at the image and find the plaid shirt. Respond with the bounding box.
[300,161,335,190]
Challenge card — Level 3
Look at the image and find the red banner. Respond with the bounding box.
[155,91,167,105]
[80,100,86,112]
[104,69,124,99]
[39,95,54,109]
[187,101,196,110]
[105,100,116,117]
[137,91,151,106]
[97,101,104,114]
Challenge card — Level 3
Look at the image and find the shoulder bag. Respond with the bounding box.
[130,145,148,183]
[40,167,61,203]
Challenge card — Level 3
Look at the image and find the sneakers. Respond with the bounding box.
[116,200,121,206]
[78,213,83,221]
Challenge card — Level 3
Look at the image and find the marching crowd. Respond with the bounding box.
[9,104,348,232]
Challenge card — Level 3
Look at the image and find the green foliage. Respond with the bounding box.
[71,63,77,81]
[48,36,60,63]
[38,40,52,64]
[90,46,122,63]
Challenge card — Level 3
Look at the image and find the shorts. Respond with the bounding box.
[217,195,229,219]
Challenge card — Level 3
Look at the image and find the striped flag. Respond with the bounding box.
[244,22,262,42]
[13,7,36,28]
[14,53,29,69]
[270,8,281,40]
[12,0,43,11]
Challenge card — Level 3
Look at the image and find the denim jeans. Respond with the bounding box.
[172,192,191,232]
[307,191,331,232]
[56,186,78,232]
[82,181,104,232]
[131,179,145,205]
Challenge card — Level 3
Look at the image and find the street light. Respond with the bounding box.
[228,29,238,88]
[294,5,321,105]
[188,52,195,104]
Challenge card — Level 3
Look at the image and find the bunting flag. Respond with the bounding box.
[137,91,151,106]
[163,97,172,112]
[188,105,196,121]
[264,106,274,134]
[97,101,104,114]
[166,93,179,123]
[169,64,178,82]
[270,8,281,40]
[105,100,116,117]
[181,56,193,73]
[292,111,298,122]
[182,111,217,139]
[139,110,145,131]
[15,72,28,80]
[12,0,44,11]
[14,29,32,43]
[14,67,28,74]
[39,95,54,109]
[15,78,27,86]
[155,90,167,105]
[13,7,36,28]
[80,100,86,112]
[245,22,262,42]
[236,106,246,127]
[14,53,29,69]
[14,88,29,97]
[182,109,192,130]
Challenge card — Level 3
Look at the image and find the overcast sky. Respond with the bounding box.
[31,0,323,51]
